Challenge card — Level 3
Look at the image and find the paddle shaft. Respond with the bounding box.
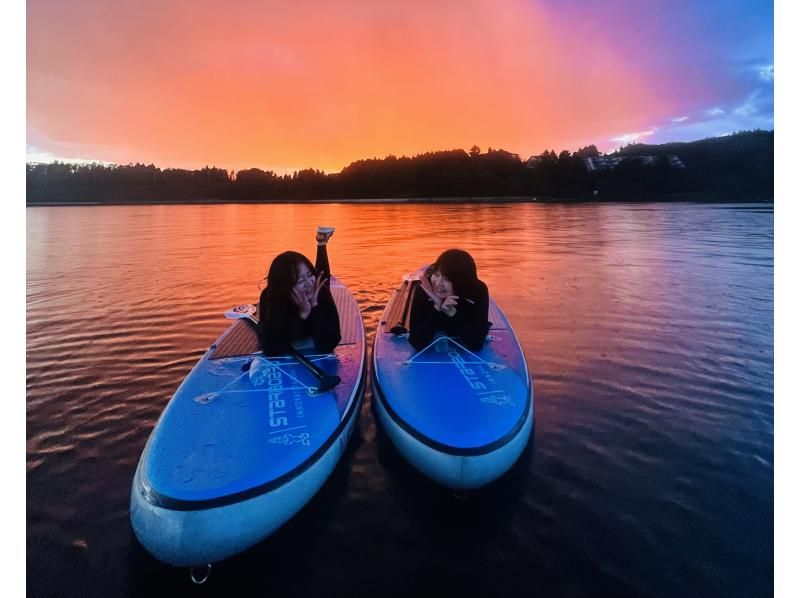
[285,346,341,392]
[237,312,340,391]
[287,346,327,379]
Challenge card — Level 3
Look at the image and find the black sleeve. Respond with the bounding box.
[408,286,438,351]
[259,289,291,357]
[450,281,490,351]
[307,285,341,353]
[314,244,331,278]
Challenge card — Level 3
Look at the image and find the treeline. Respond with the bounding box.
[26,130,773,204]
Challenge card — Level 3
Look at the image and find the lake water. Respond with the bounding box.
[26,202,773,597]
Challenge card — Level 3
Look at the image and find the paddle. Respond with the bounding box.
[285,346,341,393]
[224,305,341,393]
[390,278,420,335]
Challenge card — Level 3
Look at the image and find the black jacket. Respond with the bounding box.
[408,280,490,352]
[258,286,341,356]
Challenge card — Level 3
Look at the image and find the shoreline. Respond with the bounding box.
[26,193,773,207]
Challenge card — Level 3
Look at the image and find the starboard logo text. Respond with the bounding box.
[266,366,289,427]
[264,364,307,428]
[448,348,489,390]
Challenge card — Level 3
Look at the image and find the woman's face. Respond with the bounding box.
[294,262,315,298]
[430,270,454,298]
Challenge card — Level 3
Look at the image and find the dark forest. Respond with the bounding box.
[26,130,773,204]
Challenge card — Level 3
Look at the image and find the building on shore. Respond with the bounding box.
[583,155,685,172]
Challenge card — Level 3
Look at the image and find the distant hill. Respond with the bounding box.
[26,130,773,205]
[617,129,773,161]
[607,130,773,200]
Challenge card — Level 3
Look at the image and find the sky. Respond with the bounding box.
[27,0,773,173]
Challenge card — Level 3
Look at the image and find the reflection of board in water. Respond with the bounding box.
[130,278,366,568]
[372,272,534,490]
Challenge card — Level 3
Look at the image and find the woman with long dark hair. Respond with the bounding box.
[258,227,341,356]
[408,248,490,352]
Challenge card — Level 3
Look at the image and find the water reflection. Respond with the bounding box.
[27,202,773,597]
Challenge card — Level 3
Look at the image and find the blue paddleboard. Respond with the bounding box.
[372,273,533,489]
[130,279,365,567]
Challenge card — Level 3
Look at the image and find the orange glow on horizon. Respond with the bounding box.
[28,0,689,172]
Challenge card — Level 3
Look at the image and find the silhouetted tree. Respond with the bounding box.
[574,145,600,158]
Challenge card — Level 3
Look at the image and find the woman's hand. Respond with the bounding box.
[291,287,312,320]
[440,295,459,317]
[419,276,443,311]
[309,272,329,309]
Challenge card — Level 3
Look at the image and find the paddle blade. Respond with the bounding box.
[316,375,341,393]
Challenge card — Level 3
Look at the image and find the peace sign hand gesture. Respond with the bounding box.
[309,271,329,309]
[440,295,459,317]
[291,286,312,319]
[419,275,443,311]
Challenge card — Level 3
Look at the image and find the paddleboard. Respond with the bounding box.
[372,272,533,490]
[130,278,365,567]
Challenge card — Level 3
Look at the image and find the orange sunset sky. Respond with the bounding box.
[27,0,774,173]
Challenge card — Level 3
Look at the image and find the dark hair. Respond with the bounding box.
[262,251,315,320]
[429,248,479,296]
